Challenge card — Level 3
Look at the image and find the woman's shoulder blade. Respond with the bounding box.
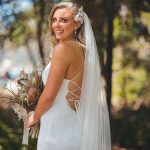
[52,42,74,64]
[54,41,80,58]
[54,42,72,55]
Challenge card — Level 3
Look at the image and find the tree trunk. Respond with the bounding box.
[37,0,45,60]
[32,0,45,62]
[105,0,114,110]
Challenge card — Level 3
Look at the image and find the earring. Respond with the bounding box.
[74,28,77,41]
[74,28,77,36]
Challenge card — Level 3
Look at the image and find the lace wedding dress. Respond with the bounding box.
[37,62,81,150]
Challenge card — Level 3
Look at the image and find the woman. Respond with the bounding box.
[26,2,111,150]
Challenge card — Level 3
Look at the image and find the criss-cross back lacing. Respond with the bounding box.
[66,71,82,112]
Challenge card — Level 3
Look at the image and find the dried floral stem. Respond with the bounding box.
[0,61,44,142]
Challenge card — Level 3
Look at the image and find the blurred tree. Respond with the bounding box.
[0,108,23,150]
[105,0,114,109]
[111,105,150,149]
[0,0,52,65]
[111,1,150,149]
[112,0,150,104]
[32,0,53,62]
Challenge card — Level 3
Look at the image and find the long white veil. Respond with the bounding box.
[78,12,111,150]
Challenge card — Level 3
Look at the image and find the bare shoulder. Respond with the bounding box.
[53,41,81,61]
[53,42,72,58]
[55,41,79,51]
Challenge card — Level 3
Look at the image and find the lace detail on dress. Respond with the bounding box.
[66,72,82,113]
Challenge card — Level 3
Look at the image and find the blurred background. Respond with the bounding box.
[0,0,150,150]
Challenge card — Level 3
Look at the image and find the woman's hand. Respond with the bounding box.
[24,113,39,128]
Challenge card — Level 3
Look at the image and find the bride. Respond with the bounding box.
[26,2,111,150]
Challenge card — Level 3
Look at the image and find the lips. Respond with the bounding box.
[55,30,64,34]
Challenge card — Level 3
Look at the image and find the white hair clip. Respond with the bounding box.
[74,7,84,24]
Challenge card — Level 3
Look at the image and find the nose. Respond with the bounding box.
[55,20,61,28]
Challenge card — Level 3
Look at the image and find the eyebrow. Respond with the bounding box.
[52,16,73,19]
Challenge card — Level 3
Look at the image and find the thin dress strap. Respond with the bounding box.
[66,71,82,113]
[70,71,82,81]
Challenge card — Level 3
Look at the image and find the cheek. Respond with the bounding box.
[64,24,75,32]
[68,28,74,35]
[51,23,55,30]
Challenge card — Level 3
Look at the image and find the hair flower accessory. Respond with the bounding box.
[74,7,84,24]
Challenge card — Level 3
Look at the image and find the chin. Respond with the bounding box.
[56,36,63,40]
[56,37,66,42]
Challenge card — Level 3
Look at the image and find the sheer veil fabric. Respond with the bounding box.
[78,13,111,150]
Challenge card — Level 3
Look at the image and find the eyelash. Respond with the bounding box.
[52,18,68,23]
[61,19,67,23]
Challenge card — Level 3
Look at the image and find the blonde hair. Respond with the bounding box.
[48,2,85,49]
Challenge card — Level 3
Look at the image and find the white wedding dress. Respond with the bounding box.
[37,62,81,150]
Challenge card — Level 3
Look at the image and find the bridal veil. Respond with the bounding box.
[78,12,111,150]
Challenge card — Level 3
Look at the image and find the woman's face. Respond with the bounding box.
[51,8,78,42]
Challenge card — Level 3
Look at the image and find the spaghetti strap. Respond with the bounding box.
[68,71,82,89]
[65,70,83,112]
[71,71,82,81]
[70,81,81,89]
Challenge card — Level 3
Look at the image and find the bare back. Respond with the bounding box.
[49,41,84,111]
[64,42,84,111]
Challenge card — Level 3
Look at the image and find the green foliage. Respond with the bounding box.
[112,3,150,149]
[112,1,150,103]
[0,108,37,150]
[111,106,150,149]
[10,15,36,46]
[113,68,147,102]
[0,108,23,150]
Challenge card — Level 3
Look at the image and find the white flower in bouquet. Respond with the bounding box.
[12,103,27,120]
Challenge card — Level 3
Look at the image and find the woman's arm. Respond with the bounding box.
[26,43,71,127]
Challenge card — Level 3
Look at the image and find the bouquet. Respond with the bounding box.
[0,61,44,145]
